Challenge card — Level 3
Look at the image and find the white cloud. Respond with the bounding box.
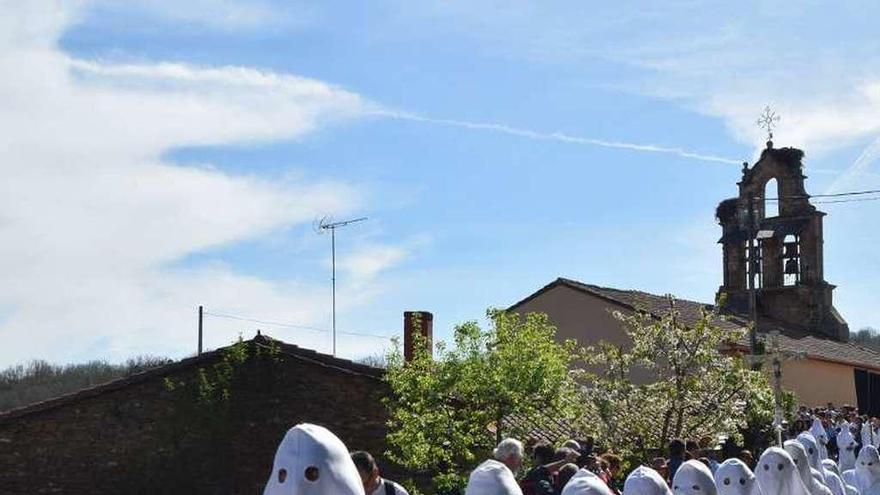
[338,245,409,285]
[0,1,394,366]
[87,0,312,32]
[391,2,880,164]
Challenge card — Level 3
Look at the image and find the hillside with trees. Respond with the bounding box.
[0,357,170,412]
[851,327,880,351]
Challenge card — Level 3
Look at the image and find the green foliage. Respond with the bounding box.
[147,336,284,491]
[0,356,171,412]
[580,297,777,462]
[384,310,580,494]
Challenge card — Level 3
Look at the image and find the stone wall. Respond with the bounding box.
[0,341,403,494]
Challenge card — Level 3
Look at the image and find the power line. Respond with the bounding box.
[202,309,394,341]
[813,196,880,205]
[203,311,326,333]
[764,188,880,201]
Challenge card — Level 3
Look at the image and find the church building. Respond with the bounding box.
[510,142,880,411]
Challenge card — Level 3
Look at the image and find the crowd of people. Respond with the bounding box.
[468,403,880,495]
[260,405,880,495]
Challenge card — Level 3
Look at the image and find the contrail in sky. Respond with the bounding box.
[825,135,880,194]
[374,110,742,166]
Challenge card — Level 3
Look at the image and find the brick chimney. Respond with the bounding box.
[404,311,433,362]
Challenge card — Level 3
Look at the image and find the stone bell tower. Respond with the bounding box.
[715,142,849,341]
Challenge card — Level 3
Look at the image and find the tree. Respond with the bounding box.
[0,356,170,412]
[579,296,777,462]
[851,327,880,352]
[383,310,581,494]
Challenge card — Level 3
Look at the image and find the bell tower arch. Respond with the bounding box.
[716,143,848,341]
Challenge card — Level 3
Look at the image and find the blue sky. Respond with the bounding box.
[2,1,880,366]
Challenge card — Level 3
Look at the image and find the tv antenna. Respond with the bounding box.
[315,215,367,355]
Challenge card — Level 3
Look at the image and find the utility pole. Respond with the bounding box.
[746,331,805,446]
[746,193,759,359]
[198,305,203,356]
[316,216,367,356]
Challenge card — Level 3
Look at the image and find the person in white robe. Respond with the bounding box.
[818,460,848,495]
[624,466,672,495]
[842,470,859,494]
[855,445,880,495]
[755,447,811,495]
[822,460,859,495]
[799,432,831,485]
[714,458,763,495]
[839,427,859,472]
[785,440,833,495]
[812,419,831,460]
[862,423,875,453]
[672,460,717,495]
[263,423,365,495]
[561,468,614,495]
[464,438,524,495]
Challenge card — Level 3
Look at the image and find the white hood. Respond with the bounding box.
[856,445,880,495]
[624,466,672,495]
[785,440,831,495]
[714,458,762,495]
[673,460,717,495]
[755,447,811,495]
[797,432,826,481]
[838,428,859,472]
[561,468,613,495]
[262,423,365,495]
[811,420,830,460]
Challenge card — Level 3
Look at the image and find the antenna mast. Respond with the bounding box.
[316,216,367,355]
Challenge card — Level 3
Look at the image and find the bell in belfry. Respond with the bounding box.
[784,258,799,275]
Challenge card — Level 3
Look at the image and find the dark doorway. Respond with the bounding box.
[855,369,880,416]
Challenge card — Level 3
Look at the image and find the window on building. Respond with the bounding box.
[764,178,779,218]
[782,234,800,286]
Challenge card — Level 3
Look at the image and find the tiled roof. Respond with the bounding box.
[512,277,880,372]
[500,397,588,445]
[0,334,383,424]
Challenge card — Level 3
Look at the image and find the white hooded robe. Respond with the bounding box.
[755,447,811,495]
[561,468,613,495]
[714,458,763,495]
[823,466,851,495]
[862,423,875,453]
[672,460,718,495]
[624,466,672,495]
[812,419,831,460]
[823,460,859,495]
[839,427,859,472]
[799,432,831,486]
[855,445,880,495]
[263,423,365,495]
[785,440,833,495]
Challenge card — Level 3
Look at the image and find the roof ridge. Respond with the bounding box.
[0,334,383,424]
[514,277,880,372]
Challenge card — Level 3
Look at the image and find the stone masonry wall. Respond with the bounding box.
[0,345,399,494]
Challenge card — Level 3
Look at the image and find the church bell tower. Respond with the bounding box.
[715,142,849,341]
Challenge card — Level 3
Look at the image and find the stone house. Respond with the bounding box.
[511,143,880,411]
[0,332,411,494]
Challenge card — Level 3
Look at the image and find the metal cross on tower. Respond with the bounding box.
[756,105,781,143]
[746,330,806,446]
